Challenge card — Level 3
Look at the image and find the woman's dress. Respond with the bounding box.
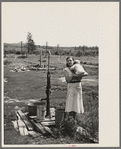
[63,67,84,113]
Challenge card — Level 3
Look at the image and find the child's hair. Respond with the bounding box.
[74,60,80,64]
[66,56,74,61]
[66,56,74,67]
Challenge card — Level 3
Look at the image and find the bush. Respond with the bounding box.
[21,51,27,55]
[55,51,60,55]
[4,60,12,65]
[88,62,92,65]
[75,51,82,57]
[6,49,16,54]
[84,51,92,56]
[15,51,21,55]
[70,53,75,56]
[17,55,27,58]
[33,50,40,55]
[83,62,87,64]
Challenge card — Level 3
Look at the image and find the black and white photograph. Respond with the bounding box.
[2,2,119,147]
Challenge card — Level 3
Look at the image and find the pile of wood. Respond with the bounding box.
[11,108,98,143]
[12,109,56,138]
[10,66,30,72]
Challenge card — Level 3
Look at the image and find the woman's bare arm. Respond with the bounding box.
[63,70,73,83]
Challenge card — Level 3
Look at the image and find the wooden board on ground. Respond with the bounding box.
[16,113,28,136]
[35,117,55,122]
[29,116,37,119]
[17,110,33,131]
[43,126,56,138]
[41,121,55,126]
[29,119,46,135]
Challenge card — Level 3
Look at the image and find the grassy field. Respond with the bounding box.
[4,54,98,144]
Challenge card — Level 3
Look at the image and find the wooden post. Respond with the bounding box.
[21,41,22,55]
[82,46,85,56]
[69,49,71,56]
[58,44,61,58]
[45,42,48,58]
[40,49,42,67]
[57,44,58,57]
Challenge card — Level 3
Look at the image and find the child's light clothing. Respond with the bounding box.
[70,64,85,75]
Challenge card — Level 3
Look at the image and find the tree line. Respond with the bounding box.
[4,32,99,57]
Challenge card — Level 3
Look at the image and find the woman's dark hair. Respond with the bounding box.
[66,56,74,67]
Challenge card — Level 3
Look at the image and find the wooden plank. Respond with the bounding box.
[29,116,37,119]
[12,120,19,132]
[29,119,46,135]
[42,126,56,138]
[35,117,55,123]
[16,113,28,136]
[17,110,33,131]
[41,121,55,126]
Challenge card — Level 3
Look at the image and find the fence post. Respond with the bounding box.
[45,42,48,58]
[21,41,22,55]
[40,49,42,67]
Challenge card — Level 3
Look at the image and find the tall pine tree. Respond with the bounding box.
[27,32,36,54]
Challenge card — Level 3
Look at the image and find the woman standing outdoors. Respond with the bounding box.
[63,56,86,119]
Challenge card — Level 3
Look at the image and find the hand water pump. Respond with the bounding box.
[41,42,51,118]
[41,43,51,118]
[45,50,51,118]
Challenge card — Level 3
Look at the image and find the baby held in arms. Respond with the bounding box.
[70,60,88,81]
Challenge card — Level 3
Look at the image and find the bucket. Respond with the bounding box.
[28,101,45,116]
[28,103,37,116]
[37,102,46,120]
[55,109,65,125]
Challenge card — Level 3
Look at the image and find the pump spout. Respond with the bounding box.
[41,98,47,101]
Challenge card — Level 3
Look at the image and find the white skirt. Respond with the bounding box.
[65,82,84,113]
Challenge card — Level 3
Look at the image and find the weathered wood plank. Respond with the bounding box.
[35,117,55,123]
[12,120,19,132]
[29,119,46,135]
[41,121,55,126]
[17,110,33,131]
[43,125,56,138]
[16,113,28,136]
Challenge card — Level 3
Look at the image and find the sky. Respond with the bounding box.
[2,2,119,47]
